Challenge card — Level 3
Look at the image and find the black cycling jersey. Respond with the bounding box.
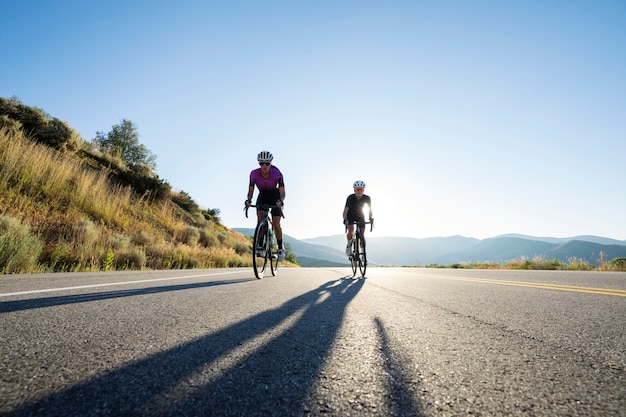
[345,194,371,222]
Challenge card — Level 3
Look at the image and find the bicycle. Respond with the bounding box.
[245,203,283,279]
[345,220,373,277]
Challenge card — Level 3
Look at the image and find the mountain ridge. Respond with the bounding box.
[235,229,626,267]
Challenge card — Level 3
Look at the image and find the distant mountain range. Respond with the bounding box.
[234,229,626,267]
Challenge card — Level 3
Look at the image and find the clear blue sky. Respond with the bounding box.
[2,1,625,240]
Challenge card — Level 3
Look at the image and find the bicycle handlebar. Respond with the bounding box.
[244,203,285,219]
[344,220,374,232]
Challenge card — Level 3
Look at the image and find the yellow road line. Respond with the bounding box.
[434,275,626,297]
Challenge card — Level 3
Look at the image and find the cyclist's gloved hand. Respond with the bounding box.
[276,199,283,207]
[244,199,251,208]
[343,219,349,226]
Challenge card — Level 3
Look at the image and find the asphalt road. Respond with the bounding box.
[1,268,624,416]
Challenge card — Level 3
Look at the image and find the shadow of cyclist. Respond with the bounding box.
[9,277,366,416]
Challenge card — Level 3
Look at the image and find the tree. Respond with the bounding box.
[94,119,157,171]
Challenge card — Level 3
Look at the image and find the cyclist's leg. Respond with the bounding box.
[345,223,355,256]
[268,201,284,259]
[272,214,286,260]
[271,215,282,246]
[359,225,366,249]
[346,224,355,241]
[255,210,267,249]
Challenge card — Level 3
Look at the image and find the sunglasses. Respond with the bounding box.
[259,162,271,166]
[354,187,364,191]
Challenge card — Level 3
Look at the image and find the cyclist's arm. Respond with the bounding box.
[278,185,285,205]
[342,206,349,225]
[246,185,254,204]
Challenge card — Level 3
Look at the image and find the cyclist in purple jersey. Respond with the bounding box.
[343,180,373,257]
[245,151,286,260]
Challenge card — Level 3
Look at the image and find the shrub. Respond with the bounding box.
[114,248,147,269]
[199,229,218,248]
[567,257,593,271]
[43,242,74,271]
[171,190,200,213]
[161,247,199,269]
[134,230,155,246]
[202,208,221,224]
[232,242,249,255]
[109,233,132,250]
[180,226,200,246]
[74,218,99,246]
[0,97,82,151]
[608,257,626,271]
[0,115,22,135]
[0,214,42,273]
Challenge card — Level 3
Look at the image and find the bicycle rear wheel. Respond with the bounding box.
[252,221,269,279]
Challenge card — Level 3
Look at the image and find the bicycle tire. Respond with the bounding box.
[350,238,358,277]
[252,220,269,279]
[270,228,278,276]
[358,241,367,277]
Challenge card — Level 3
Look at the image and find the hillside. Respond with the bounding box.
[0,100,256,273]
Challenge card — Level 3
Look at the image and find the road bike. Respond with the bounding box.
[245,203,283,279]
[345,220,373,277]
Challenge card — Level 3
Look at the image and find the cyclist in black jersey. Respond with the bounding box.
[342,180,373,257]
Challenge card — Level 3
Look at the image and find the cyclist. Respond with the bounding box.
[245,151,286,261]
[342,180,373,257]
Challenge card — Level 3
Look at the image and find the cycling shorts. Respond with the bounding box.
[256,190,283,217]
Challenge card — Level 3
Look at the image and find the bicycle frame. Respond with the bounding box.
[245,203,283,279]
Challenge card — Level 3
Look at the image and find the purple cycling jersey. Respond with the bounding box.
[249,166,284,191]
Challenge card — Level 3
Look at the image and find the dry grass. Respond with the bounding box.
[0,128,262,273]
[429,254,626,272]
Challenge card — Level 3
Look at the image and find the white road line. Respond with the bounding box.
[0,270,244,298]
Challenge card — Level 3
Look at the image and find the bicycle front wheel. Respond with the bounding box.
[358,245,367,277]
[270,230,278,276]
[252,221,269,279]
[350,239,358,277]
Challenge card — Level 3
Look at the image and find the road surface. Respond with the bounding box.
[1,267,624,416]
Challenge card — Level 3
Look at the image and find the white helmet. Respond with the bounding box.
[257,151,273,163]
[353,180,366,188]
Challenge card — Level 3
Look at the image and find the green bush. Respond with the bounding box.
[161,248,199,269]
[119,166,171,201]
[0,115,22,135]
[180,226,200,246]
[608,257,626,271]
[0,214,42,273]
[0,97,82,151]
[199,229,219,248]
[43,241,74,271]
[232,242,249,255]
[171,190,200,213]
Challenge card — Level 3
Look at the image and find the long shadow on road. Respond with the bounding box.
[0,278,256,313]
[7,277,366,416]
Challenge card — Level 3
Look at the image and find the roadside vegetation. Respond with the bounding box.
[426,255,626,271]
[0,97,297,273]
